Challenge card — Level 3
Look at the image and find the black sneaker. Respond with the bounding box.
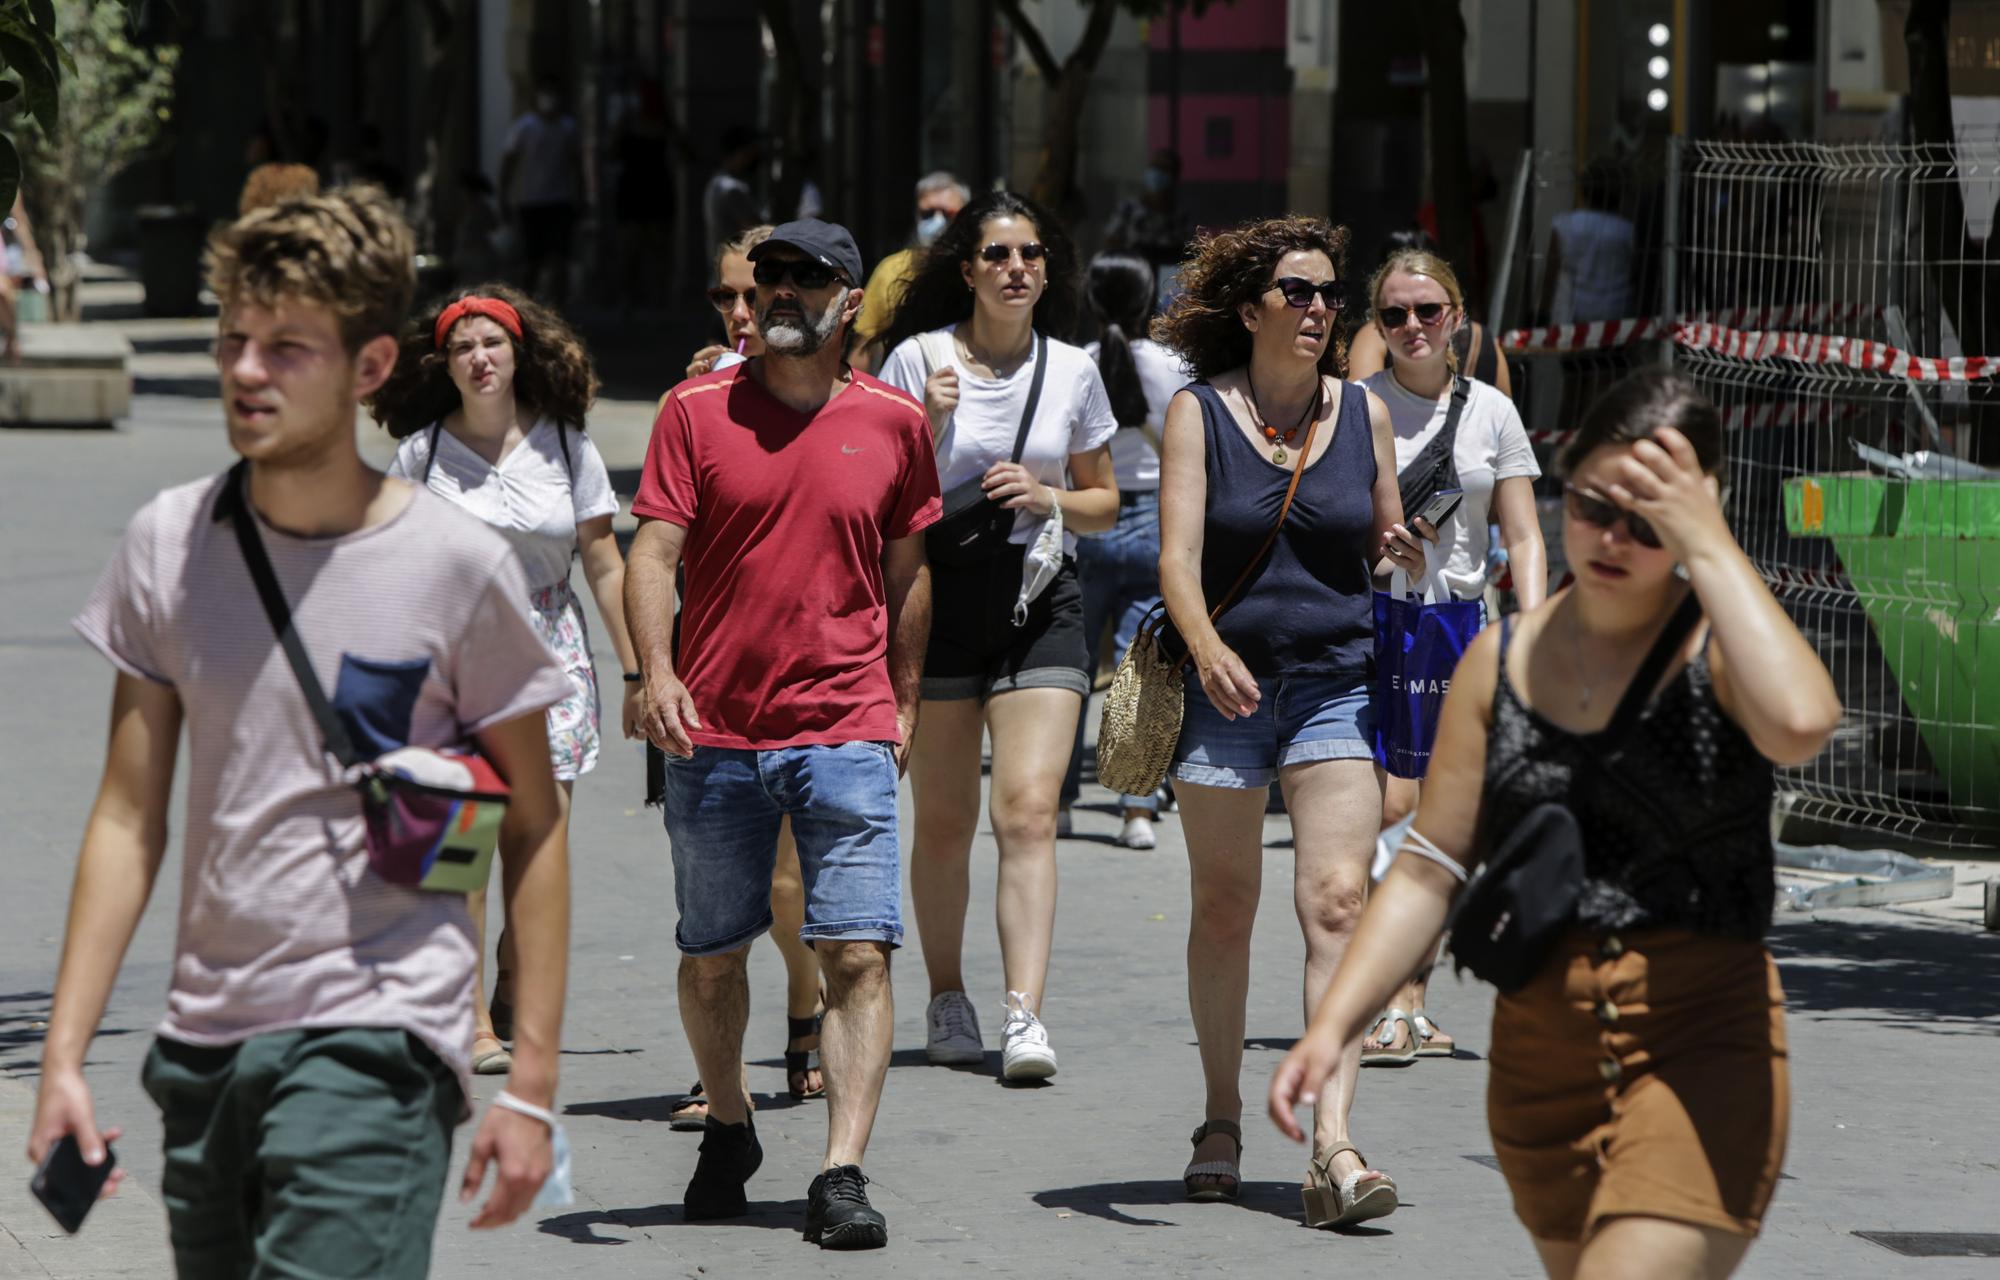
[683,1116,762,1220]
[804,1164,888,1249]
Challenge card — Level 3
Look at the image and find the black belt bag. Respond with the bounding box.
[927,332,1048,569]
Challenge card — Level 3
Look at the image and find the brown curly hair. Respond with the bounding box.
[367,283,600,439]
[205,184,413,353]
[1151,215,1351,381]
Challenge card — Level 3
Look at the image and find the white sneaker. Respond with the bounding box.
[925,991,984,1065]
[1117,814,1157,849]
[1000,991,1058,1081]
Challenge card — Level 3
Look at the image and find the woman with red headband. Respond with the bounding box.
[369,283,639,1074]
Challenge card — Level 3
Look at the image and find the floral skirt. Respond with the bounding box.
[529,580,600,781]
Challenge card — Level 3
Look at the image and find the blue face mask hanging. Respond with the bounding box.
[916,210,949,246]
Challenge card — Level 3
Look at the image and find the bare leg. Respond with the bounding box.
[982,687,1082,1010]
[1284,757,1387,1189]
[1573,1217,1754,1280]
[1375,775,1448,1054]
[908,698,985,998]
[769,817,824,1094]
[470,780,568,1058]
[1177,780,1269,1181]
[1533,1238,1584,1280]
[678,947,753,1125]
[817,940,894,1169]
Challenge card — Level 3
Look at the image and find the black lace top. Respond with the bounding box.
[1478,616,1776,939]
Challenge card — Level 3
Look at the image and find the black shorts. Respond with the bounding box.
[922,544,1090,701]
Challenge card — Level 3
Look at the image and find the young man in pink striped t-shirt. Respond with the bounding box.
[29,188,573,1278]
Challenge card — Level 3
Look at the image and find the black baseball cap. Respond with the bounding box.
[749,219,865,287]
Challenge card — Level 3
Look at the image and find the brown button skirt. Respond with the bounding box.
[1485,928,1789,1243]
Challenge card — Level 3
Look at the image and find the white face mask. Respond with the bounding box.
[916,210,949,247]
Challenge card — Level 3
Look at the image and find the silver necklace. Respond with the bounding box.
[1570,602,1595,712]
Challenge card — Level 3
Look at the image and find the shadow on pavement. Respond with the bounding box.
[563,1091,805,1122]
[1032,1178,1342,1229]
[1770,917,2000,1034]
[537,1198,810,1243]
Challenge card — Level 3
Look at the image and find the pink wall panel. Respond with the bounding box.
[1148,93,1290,184]
[1146,0,1287,52]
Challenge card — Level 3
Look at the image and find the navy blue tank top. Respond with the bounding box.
[1180,379,1376,678]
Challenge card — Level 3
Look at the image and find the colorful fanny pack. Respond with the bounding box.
[215,464,509,893]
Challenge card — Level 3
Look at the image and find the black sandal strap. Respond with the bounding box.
[787,1013,821,1042]
[1190,1119,1243,1155]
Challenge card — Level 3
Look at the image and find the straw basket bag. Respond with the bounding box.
[1095,409,1322,797]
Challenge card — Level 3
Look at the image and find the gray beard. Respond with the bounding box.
[760,291,845,356]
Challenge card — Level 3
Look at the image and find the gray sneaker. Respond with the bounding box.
[925,991,983,1065]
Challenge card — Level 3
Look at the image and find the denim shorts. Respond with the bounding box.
[661,741,903,955]
[1170,670,1376,789]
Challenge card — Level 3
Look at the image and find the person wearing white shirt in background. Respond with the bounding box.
[1359,247,1547,1065]
[370,284,642,1079]
[877,190,1120,1084]
[1057,253,1188,849]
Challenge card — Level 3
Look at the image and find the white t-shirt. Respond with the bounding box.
[504,111,581,207]
[1081,336,1187,491]
[1364,369,1540,602]
[879,326,1118,553]
[389,418,620,590]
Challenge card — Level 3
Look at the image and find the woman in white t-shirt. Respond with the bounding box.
[1359,248,1547,1063]
[878,190,1119,1083]
[1056,252,1186,850]
[371,284,641,1076]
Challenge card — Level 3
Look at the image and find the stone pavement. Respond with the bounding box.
[2,398,1998,1279]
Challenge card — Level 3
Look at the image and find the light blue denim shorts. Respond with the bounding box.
[1170,670,1376,789]
[661,741,903,955]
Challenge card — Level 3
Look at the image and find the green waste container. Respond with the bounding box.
[1785,472,2000,826]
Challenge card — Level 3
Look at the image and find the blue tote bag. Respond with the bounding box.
[1373,569,1485,780]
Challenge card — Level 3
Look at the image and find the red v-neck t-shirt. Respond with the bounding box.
[632,363,942,749]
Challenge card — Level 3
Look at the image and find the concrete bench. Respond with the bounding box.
[0,325,134,427]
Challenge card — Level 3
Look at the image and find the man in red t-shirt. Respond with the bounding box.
[626,219,940,1249]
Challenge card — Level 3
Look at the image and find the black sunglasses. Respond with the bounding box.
[705,286,746,311]
[752,257,846,291]
[1270,276,1345,310]
[979,241,1047,265]
[1377,301,1450,329]
[1564,484,1663,549]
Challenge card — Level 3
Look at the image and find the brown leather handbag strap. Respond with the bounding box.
[1148,386,1326,675]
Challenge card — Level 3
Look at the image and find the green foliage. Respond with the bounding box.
[0,0,158,211]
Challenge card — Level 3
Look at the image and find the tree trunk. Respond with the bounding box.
[1419,0,1475,296]
[1034,67,1092,214]
[1906,0,1999,357]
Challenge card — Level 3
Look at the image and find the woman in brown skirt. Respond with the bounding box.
[1268,367,1842,1276]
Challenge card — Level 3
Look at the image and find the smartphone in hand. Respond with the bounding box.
[30,1135,115,1234]
[1416,487,1465,530]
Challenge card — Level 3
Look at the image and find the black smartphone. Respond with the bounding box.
[1416,487,1464,529]
[30,1135,115,1234]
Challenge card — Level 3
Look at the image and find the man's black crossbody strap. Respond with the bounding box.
[214,462,362,769]
[1009,333,1049,464]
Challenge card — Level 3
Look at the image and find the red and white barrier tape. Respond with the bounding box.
[1501,316,2000,381]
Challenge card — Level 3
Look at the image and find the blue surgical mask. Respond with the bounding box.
[916,210,949,247]
[1143,167,1172,195]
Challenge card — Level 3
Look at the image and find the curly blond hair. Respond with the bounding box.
[237,163,320,215]
[204,184,414,352]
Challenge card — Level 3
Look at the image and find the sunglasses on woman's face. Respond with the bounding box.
[751,257,846,291]
[1377,302,1449,330]
[979,241,1047,265]
[1564,484,1663,549]
[1270,276,1345,310]
[706,286,747,311]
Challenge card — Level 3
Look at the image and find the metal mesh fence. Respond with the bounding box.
[1678,140,2000,846]
[1489,141,2000,846]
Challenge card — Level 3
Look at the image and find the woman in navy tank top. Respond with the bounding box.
[1152,217,1427,1226]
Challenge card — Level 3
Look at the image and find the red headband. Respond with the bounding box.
[434,296,523,349]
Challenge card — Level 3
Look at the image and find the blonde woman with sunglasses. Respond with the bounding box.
[1356,248,1548,1065]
